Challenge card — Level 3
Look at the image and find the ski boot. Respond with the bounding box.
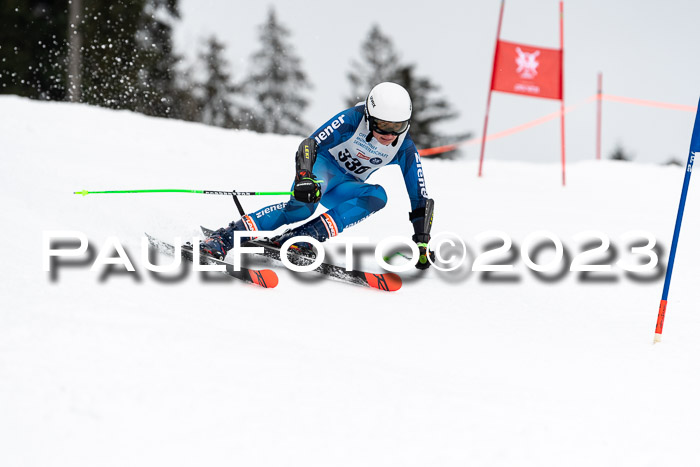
[268,213,339,264]
[198,219,250,260]
[199,231,228,260]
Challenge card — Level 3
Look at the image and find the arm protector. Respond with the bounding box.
[295,138,318,175]
[408,198,434,243]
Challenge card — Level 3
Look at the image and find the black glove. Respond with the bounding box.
[293,170,322,203]
[413,233,435,270]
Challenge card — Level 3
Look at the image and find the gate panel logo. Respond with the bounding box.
[515,47,540,79]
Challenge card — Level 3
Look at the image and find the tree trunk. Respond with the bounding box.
[67,0,82,102]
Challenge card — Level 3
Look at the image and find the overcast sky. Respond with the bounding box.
[173,0,700,165]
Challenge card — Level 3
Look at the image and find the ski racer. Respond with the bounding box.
[200,81,435,269]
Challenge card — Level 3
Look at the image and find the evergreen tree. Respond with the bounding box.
[133,0,186,118]
[196,35,250,129]
[346,24,401,107]
[171,65,203,122]
[393,64,467,152]
[245,7,312,135]
[78,0,145,109]
[609,144,634,161]
[346,25,466,155]
[1,0,194,119]
[81,0,187,117]
[0,0,69,100]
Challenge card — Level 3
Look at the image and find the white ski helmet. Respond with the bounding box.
[364,82,412,138]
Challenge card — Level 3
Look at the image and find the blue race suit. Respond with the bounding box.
[235,104,430,239]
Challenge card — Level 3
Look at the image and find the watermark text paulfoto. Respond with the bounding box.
[42,230,664,281]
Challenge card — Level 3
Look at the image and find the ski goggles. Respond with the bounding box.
[369,117,410,136]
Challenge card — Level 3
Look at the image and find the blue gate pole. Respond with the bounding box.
[654,97,700,343]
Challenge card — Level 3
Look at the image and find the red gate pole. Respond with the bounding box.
[478,0,505,178]
[559,1,566,186]
[596,72,602,160]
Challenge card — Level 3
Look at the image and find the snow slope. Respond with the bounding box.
[2,96,700,467]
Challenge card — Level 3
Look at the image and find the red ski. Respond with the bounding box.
[200,227,402,292]
[146,233,278,289]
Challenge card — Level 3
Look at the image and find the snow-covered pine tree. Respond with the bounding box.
[0,0,195,119]
[346,25,468,156]
[245,7,312,135]
[131,0,187,118]
[394,64,467,153]
[0,1,70,100]
[78,0,145,110]
[346,24,401,107]
[196,35,250,129]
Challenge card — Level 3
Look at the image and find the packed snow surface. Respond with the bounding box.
[2,96,700,466]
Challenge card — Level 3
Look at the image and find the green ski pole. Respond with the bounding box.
[74,189,293,197]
